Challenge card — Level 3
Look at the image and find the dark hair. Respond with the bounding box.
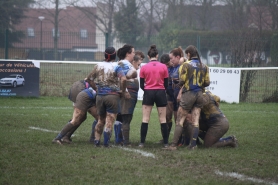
[160,54,170,64]
[104,47,116,61]
[170,46,184,57]
[185,45,202,67]
[117,44,134,60]
[135,50,145,60]
[147,44,158,58]
[133,55,140,62]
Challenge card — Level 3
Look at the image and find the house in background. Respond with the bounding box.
[13,6,102,61]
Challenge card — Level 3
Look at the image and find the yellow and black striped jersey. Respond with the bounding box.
[178,59,210,92]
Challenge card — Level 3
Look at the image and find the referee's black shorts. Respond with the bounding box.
[142,89,167,107]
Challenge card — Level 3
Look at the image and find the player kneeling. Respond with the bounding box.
[180,90,238,148]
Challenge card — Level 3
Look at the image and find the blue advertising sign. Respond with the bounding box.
[0,60,40,97]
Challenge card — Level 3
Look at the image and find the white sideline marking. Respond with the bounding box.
[215,170,278,185]
[29,126,155,158]
[29,126,60,133]
[120,147,155,158]
[0,106,72,110]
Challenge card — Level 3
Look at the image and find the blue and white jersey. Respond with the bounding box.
[116,59,133,77]
[88,61,125,95]
[171,64,180,92]
[116,59,139,98]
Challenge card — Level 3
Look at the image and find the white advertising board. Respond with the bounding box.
[206,67,241,103]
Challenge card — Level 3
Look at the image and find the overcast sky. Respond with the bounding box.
[31,0,226,9]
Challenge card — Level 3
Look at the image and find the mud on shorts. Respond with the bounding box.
[68,80,86,103]
[142,89,167,107]
[74,91,96,111]
[179,90,207,110]
[96,94,120,115]
[120,96,138,115]
[199,116,229,139]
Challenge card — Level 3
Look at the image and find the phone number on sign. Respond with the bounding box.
[210,68,239,74]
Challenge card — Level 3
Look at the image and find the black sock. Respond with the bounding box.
[167,122,172,138]
[190,126,199,147]
[160,123,168,144]
[140,122,148,143]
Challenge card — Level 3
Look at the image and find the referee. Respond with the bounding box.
[139,44,169,148]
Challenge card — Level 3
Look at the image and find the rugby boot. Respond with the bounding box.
[61,135,72,144]
[52,138,62,145]
[94,140,101,147]
[52,122,75,144]
[229,135,238,148]
[163,144,177,150]
[212,135,238,148]
[162,144,169,149]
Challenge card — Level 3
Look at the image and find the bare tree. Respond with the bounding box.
[194,0,217,30]
[267,0,278,31]
[219,0,249,31]
[137,0,168,45]
[230,27,267,101]
[33,0,67,59]
[248,0,274,34]
[67,0,119,46]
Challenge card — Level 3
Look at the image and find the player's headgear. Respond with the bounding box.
[105,47,116,61]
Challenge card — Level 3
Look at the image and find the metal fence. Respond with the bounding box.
[38,61,278,103]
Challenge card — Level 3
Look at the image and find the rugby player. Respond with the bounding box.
[52,86,97,145]
[167,45,210,150]
[114,46,144,146]
[87,46,128,147]
[182,90,238,148]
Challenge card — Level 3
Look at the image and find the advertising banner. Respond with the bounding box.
[206,67,241,103]
[0,60,40,97]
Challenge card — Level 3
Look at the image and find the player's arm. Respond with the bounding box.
[164,78,168,89]
[213,95,220,107]
[203,66,210,87]
[116,67,130,99]
[140,78,145,91]
[86,65,98,91]
[178,63,187,88]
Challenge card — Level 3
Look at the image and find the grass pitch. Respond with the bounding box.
[0,97,278,185]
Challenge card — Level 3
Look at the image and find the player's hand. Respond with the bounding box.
[124,91,131,99]
[177,90,182,102]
